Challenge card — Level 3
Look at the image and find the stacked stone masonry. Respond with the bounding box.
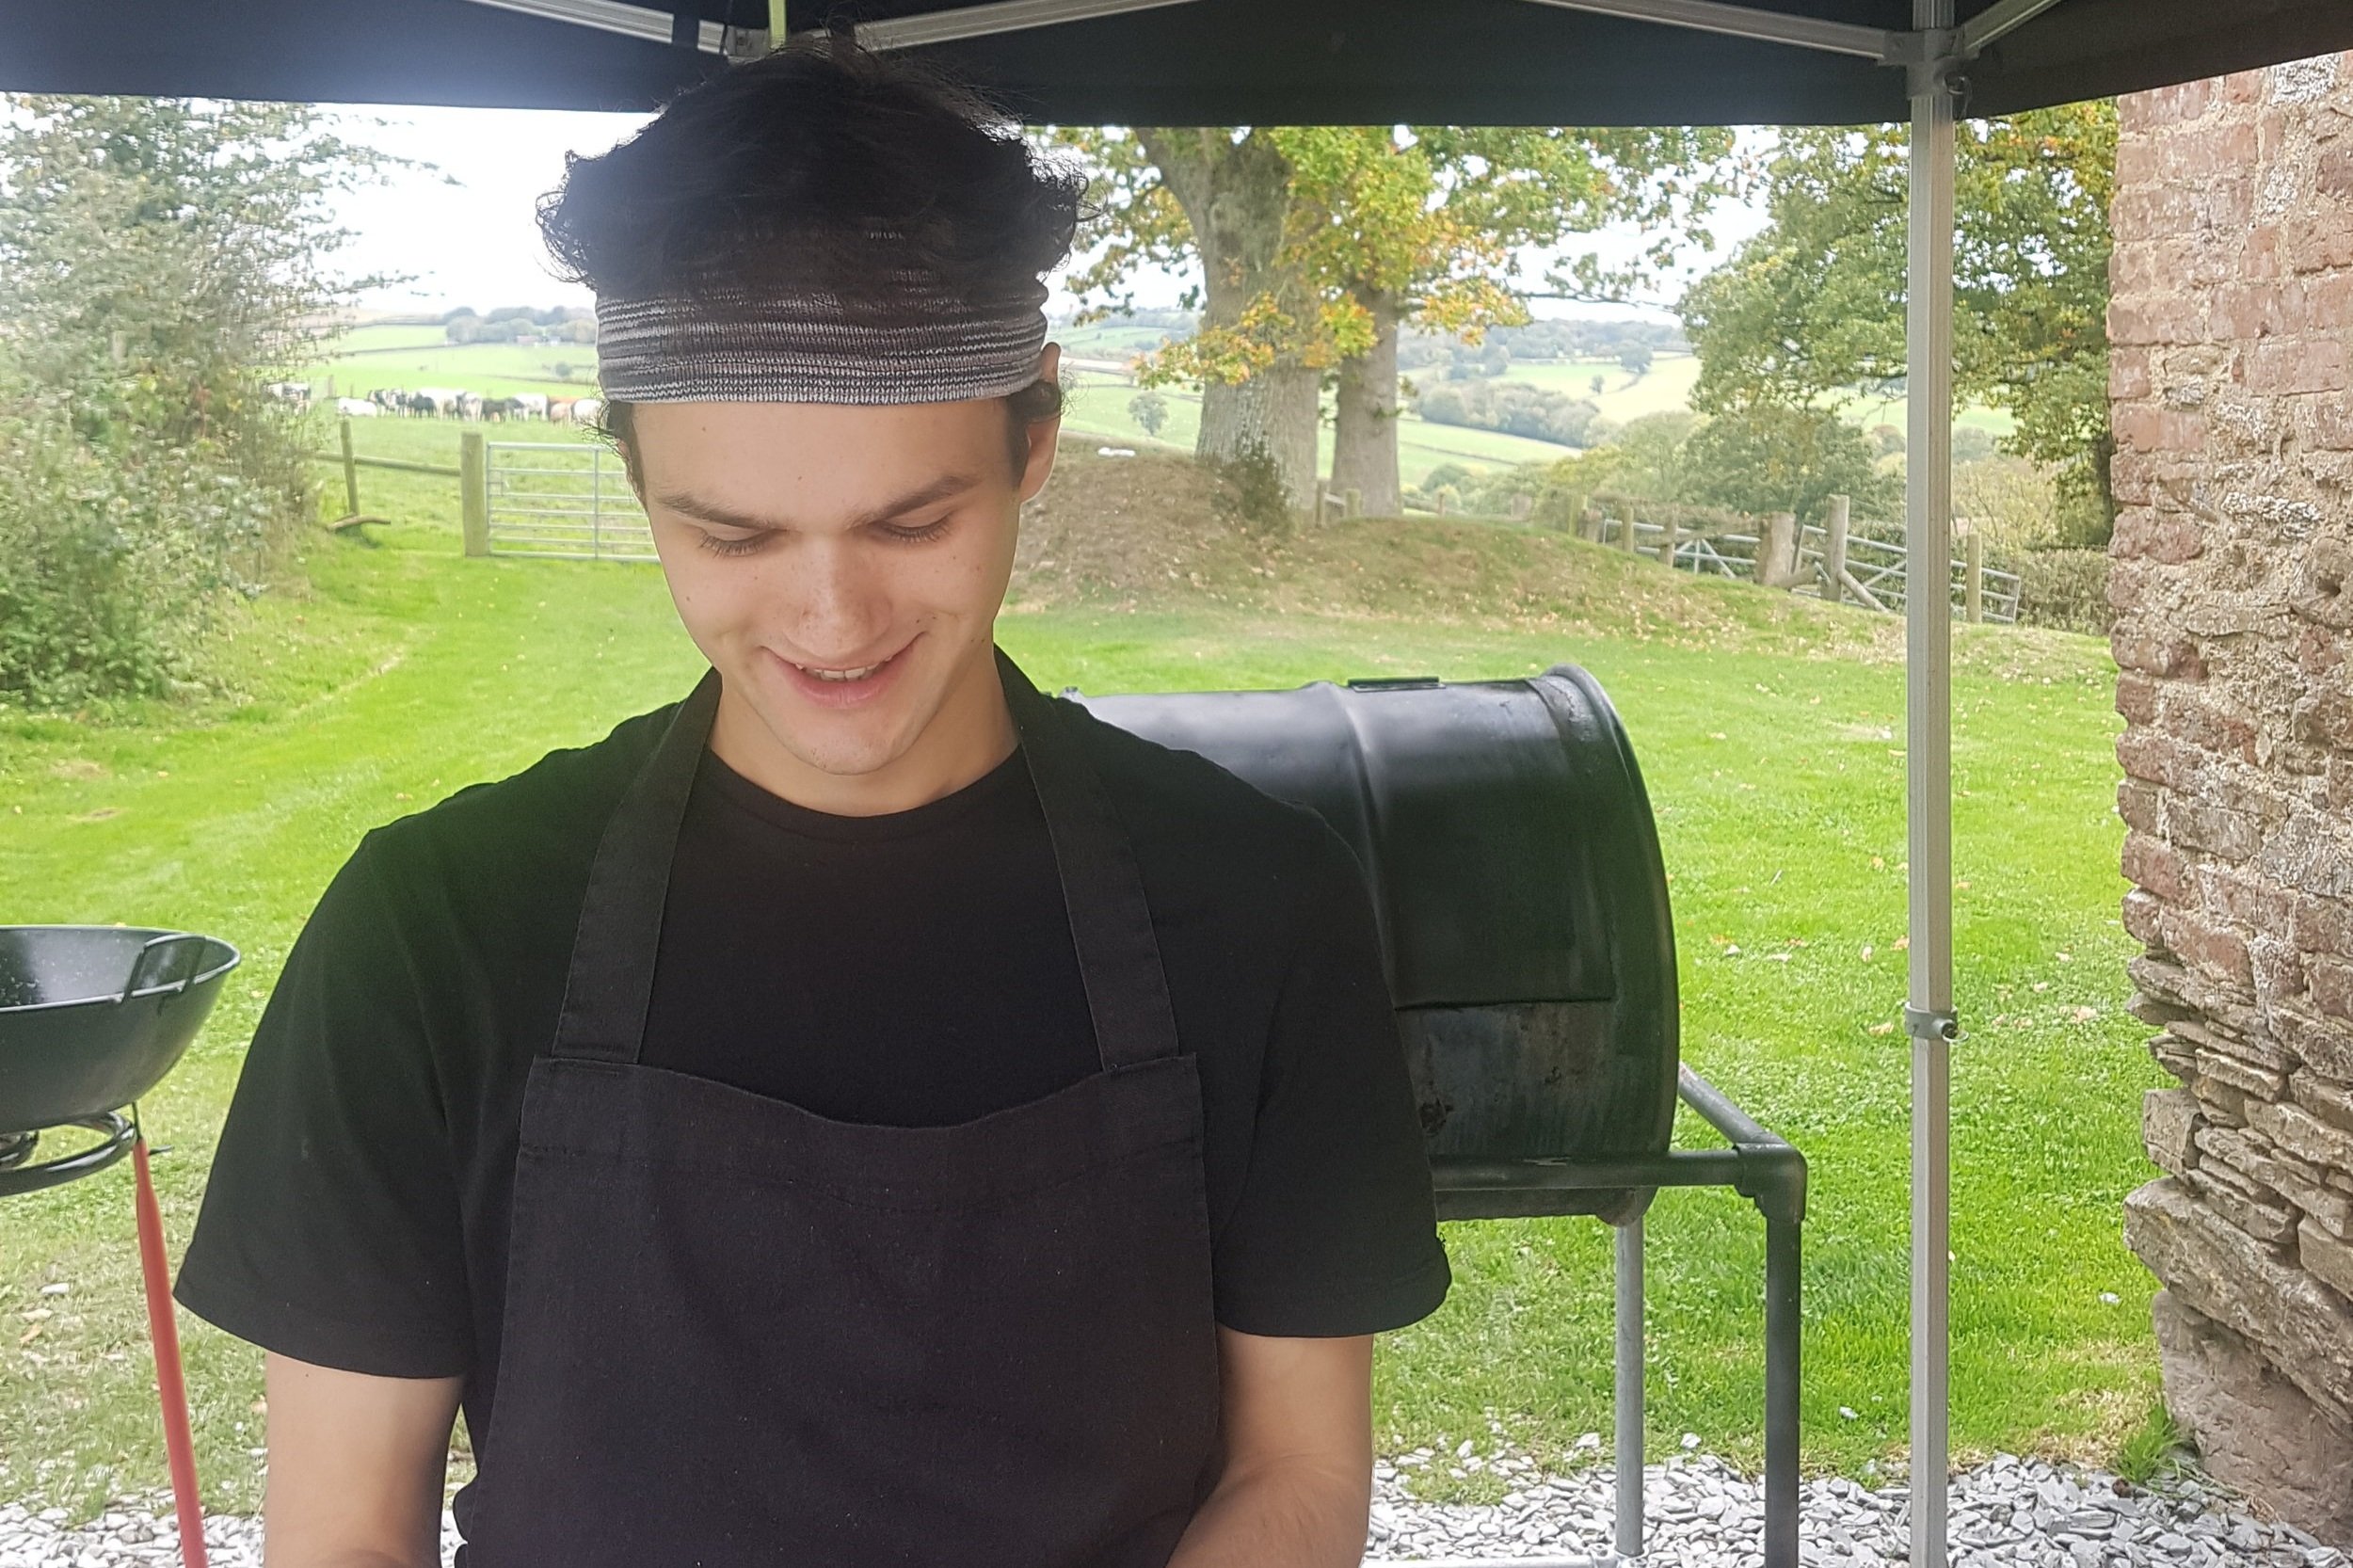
[2110,53,2353,1545]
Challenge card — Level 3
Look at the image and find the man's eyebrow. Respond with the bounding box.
[651,472,985,534]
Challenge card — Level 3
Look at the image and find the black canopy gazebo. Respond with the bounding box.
[8,3,2350,1564]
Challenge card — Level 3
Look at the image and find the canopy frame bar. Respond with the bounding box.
[840,0,1206,52]
[453,0,1209,56]
[459,0,2070,67]
[1960,0,2070,52]
[462,0,730,51]
[1518,0,1899,60]
[1521,0,2071,71]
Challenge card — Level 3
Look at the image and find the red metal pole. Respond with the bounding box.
[133,1135,210,1568]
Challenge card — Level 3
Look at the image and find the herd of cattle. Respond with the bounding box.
[267,383,603,424]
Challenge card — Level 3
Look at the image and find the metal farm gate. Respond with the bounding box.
[479,440,654,561]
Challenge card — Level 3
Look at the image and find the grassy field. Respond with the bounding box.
[1502,354,1704,424]
[296,324,600,401]
[0,418,2161,1520]
[301,326,2014,488]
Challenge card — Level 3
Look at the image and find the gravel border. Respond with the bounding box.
[1367,1447,2349,1566]
[4,1450,2344,1567]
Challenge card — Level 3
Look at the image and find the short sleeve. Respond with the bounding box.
[173,835,473,1378]
[1210,826,1451,1337]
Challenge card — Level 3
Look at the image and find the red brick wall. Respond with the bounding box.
[2111,53,2353,1539]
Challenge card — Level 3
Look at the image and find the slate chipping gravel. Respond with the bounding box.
[1,1451,2343,1566]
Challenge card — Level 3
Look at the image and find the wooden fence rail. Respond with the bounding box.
[1581,494,2019,625]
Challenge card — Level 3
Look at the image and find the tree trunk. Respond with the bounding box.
[1328,287,1401,520]
[1138,128,1322,514]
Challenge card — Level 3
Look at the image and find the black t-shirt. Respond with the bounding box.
[174,680,1451,1451]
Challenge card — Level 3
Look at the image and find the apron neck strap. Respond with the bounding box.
[551,651,1183,1076]
[996,647,1183,1075]
[552,666,722,1065]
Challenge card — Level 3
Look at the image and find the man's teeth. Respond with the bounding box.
[802,660,885,682]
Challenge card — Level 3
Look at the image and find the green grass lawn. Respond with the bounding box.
[0,428,2157,1523]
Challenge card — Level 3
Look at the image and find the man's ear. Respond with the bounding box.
[1016,343,1063,504]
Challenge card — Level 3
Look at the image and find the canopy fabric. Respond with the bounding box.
[8,0,2353,121]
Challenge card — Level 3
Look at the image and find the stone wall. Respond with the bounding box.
[2108,53,2353,1544]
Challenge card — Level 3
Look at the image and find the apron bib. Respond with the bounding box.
[454,649,1223,1567]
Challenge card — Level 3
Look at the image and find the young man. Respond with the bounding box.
[175,40,1449,1568]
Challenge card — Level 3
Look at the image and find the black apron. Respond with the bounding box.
[454,648,1224,1567]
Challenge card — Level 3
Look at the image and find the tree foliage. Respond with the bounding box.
[1674,405,1899,524]
[1048,123,1737,511]
[1056,122,1736,383]
[0,96,394,705]
[1679,104,2116,536]
[1414,378,1601,447]
[1416,402,1894,532]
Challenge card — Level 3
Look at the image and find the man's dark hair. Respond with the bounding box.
[536,39,1083,483]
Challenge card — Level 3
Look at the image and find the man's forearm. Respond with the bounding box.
[1165,1457,1370,1568]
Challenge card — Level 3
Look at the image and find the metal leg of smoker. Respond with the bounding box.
[1763,1212,1802,1568]
[1614,1216,1643,1563]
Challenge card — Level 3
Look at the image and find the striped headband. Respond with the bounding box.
[592,275,1050,405]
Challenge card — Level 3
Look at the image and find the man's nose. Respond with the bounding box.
[782,537,888,649]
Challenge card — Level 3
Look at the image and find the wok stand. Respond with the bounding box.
[4,927,236,1568]
[0,1113,210,1568]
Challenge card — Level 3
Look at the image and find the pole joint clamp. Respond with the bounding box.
[1893,26,1962,96]
[1904,1006,1961,1043]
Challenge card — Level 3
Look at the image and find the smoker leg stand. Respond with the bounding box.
[1613,1217,1644,1562]
[133,1136,209,1568]
[1762,1212,1801,1568]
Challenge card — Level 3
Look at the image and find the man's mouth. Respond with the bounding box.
[770,637,916,706]
[796,659,888,682]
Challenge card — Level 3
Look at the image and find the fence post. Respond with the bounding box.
[1619,510,1640,555]
[1762,511,1799,588]
[1344,487,1361,520]
[461,430,489,558]
[339,417,360,519]
[1964,532,1985,624]
[1659,520,1683,568]
[1824,495,1850,607]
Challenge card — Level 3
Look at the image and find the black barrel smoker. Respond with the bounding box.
[1,926,239,1568]
[1078,664,1807,1568]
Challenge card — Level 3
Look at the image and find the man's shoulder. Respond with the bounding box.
[355,693,683,907]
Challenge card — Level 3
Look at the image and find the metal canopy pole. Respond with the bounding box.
[1903,6,1959,1567]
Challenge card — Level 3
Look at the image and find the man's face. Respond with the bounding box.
[628,348,1059,790]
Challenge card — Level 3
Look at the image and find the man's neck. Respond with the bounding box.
[707,647,1019,819]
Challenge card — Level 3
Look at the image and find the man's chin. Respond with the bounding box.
[752,709,919,782]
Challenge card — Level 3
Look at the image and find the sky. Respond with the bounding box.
[324,105,1768,325]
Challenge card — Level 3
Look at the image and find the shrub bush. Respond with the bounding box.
[1210,440,1293,536]
[2015,548,2112,637]
[0,96,376,707]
